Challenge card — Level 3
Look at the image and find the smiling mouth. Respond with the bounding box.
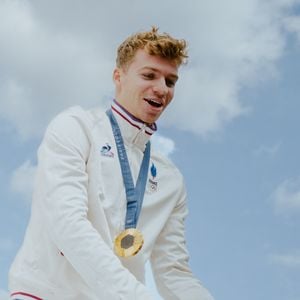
[144,98,163,108]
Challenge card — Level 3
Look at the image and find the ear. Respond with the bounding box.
[113,68,121,84]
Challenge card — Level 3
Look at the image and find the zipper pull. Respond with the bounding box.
[141,123,147,132]
[133,124,146,144]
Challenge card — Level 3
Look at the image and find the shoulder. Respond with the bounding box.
[40,106,108,158]
[47,105,107,134]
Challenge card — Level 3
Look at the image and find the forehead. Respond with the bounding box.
[128,49,178,77]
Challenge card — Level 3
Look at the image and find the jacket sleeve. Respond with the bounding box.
[35,109,154,300]
[150,177,214,300]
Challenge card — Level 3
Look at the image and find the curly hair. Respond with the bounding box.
[116,26,188,69]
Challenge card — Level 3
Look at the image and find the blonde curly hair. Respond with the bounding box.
[116,26,188,69]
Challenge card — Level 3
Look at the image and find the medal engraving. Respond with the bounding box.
[121,234,134,249]
[114,228,144,257]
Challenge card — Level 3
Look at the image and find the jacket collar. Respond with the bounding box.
[111,100,157,151]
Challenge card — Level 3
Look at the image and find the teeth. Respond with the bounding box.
[145,98,162,107]
[150,99,160,104]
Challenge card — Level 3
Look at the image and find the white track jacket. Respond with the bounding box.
[9,101,214,300]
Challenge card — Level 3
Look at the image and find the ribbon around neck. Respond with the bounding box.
[106,109,150,229]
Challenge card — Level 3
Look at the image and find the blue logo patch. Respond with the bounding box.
[151,163,157,179]
[100,143,114,158]
[148,163,158,192]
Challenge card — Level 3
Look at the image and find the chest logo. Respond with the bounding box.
[148,163,158,193]
[100,143,114,158]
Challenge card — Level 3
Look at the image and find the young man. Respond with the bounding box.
[9,27,214,300]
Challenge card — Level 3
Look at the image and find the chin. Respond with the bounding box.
[140,111,161,124]
[144,116,157,124]
[138,114,154,124]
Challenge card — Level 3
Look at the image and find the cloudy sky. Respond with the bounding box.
[1,0,300,299]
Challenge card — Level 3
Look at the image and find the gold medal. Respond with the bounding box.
[114,228,144,257]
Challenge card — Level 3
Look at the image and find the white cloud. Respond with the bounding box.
[0,289,9,300]
[0,0,300,139]
[272,177,300,216]
[151,134,175,157]
[0,0,114,139]
[269,252,300,268]
[284,15,300,42]
[10,160,36,201]
[253,142,281,157]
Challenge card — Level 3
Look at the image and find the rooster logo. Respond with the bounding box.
[100,143,114,157]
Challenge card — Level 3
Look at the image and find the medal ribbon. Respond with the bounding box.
[106,109,150,229]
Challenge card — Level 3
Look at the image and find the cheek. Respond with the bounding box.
[140,81,152,91]
[130,79,147,93]
[167,90,175,103]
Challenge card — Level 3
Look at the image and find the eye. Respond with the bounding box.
[142,73,155,80]
[165,78,176,88]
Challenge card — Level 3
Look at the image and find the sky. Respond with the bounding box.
[1,0,300,299]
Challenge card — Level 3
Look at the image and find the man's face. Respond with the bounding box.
[113,49,179,124]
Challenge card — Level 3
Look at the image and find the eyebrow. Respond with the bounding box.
[140,67,179,81]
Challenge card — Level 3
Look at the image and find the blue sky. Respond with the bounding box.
[1,1,300,299]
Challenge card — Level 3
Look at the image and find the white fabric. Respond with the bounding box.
[9,103,214,300]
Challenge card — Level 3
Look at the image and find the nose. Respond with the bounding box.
[152,78,168,98]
